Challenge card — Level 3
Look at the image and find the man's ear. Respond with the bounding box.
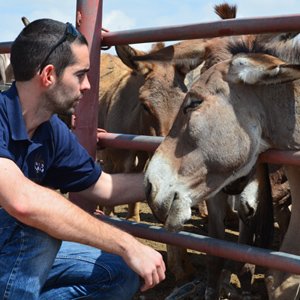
[39,65,56,87]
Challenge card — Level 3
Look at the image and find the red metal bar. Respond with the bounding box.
[259,150,300,166]
[97,132,163,152]
[101,14,300,46]
[0,42,12,54]
[70,0,102,212]
[2,14,300,53]
[74,0,102,158]
[98,215,300,275]
[97,132,300,166]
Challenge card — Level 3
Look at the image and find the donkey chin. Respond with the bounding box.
[163,193,193,231]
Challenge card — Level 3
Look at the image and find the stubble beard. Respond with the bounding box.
[43,81,80,116]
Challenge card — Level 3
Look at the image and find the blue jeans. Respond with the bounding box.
[0,208,140,299]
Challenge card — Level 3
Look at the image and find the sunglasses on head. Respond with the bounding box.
[39,22,79,74]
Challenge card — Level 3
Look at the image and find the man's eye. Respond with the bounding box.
[76,73,86,82]
[183,98,203,114]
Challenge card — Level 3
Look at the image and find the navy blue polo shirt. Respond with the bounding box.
[0,83,101,193]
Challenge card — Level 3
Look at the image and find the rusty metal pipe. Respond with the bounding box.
[97,132,163,152]
[0,42,13,54]
[101,14,300,46]
[97,132,300,166]
[98,215,300,275]
[74,0,102,158]
[69,0,103,212]
[2,14,300,53]
[259,150,300,166]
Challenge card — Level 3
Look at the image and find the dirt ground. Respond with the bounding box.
[112,202,271,300]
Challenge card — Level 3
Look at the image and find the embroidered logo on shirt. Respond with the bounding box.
[34,159,45,174]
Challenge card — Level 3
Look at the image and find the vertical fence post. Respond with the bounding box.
[70,0,103,212]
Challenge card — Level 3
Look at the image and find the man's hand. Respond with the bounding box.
[93,210,165,291]
[124,239,166,292]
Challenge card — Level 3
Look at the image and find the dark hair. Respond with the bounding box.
[11,18,88,81]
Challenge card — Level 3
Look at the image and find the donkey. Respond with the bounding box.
[98,42,202,221]
[98,5,294,298]
[134,27,295,300]
[145,33,300,299]
[98,2,238,223]
[0,54,13,90]
[98,3,250,292]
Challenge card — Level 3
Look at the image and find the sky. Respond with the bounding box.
[0,0,299,53]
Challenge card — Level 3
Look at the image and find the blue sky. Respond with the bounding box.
[0,0,298,52]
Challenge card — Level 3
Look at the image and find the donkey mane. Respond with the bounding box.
[227,37,273,56]
[227,34,300,64]
[267,35,300,64]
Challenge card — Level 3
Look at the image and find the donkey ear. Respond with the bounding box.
[115,44,147,70]
[172,40,208,76]
[115,44,153,75]
[131,39,209,76]
[226,53,300,85]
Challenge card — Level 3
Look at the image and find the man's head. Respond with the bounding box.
[11,18,88,81]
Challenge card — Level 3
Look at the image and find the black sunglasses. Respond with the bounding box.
[39,22,79,74]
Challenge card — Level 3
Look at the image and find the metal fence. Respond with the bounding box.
[1,0,300,275]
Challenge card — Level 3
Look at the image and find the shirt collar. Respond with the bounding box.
[5,82,29,141]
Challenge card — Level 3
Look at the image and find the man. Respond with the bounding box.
[0,18,165,299]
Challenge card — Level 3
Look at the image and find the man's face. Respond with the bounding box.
[44,43,91,115]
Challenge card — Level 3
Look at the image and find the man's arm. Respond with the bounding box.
[0,158,165,291]
[77,171,146,207]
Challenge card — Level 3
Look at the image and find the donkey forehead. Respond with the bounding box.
[146,62,178,80]
[140,63,187,99]
[189,62,230,96]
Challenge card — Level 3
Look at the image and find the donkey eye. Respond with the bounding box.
[183,98,203,114]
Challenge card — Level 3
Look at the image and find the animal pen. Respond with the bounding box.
[2,0,300,276]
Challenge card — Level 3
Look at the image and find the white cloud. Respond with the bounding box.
[234,0,298,17]
[103,10,135,31]
[0,1,76,43]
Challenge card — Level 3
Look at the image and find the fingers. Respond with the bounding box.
[140,257,166,292]
[140,271,159,292]
[124,240,166,292]
[157,262,166,280]
[93,209,104,216]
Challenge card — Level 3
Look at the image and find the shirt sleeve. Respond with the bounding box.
[0,128,14,160]
[0,104,15,161]
[42,116,102,193]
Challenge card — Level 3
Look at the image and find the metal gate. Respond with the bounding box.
[1,0,300,275]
